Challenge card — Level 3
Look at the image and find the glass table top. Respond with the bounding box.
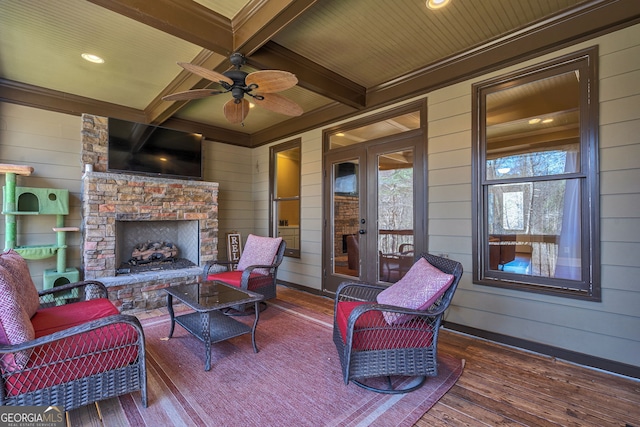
[165,281,263,311]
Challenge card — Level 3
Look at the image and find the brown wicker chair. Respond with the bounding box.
[333,253,463,394]
[203,236,286,308]
[0,280,147,411]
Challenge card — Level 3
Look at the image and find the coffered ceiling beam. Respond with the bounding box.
[0,78,147,123]
[233,0,318,56]
[248,42,366,109]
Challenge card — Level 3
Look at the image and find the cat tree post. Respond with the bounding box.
[0,163,79,299]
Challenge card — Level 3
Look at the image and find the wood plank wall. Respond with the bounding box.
[0,103,83,286]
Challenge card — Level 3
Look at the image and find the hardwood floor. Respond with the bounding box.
[69,285,639,426]
[278,286,640,427]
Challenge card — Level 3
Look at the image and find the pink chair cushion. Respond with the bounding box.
[0,250,40,370]
[236,234,282,276]
[336,301,433,350]
[5,299,139,396]
[376,257,454,325]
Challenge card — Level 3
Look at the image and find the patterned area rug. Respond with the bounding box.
[107,301,464,426]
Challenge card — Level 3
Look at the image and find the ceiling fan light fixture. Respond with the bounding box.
[164,54,302,124]
[81,53,104,64]
[426,0,450,10]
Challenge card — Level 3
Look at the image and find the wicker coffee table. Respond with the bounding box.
[165,281,264,371]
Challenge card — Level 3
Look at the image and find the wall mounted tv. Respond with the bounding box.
[107,117,203,180]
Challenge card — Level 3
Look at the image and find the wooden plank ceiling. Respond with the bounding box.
[1,0,639,147]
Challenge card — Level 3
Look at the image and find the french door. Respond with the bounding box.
[323,133,425,294]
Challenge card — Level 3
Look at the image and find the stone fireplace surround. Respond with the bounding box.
[81,114,219,312]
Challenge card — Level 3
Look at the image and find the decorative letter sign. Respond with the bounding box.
[227,233,243,270]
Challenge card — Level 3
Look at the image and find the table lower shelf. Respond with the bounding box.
[175,310,252,344]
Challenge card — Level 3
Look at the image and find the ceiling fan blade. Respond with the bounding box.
[162,88,226,101]
[223,98,250,124]
[245,70,298,93]
[254,93,303,117]
[178,62,233,85]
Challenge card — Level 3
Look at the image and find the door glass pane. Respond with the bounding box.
[332,160,359,277]
[377,149,414,283]
[329,111,420,149]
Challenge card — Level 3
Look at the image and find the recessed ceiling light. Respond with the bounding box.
[542,118,554,124]
[528,118,541,125]
[426,0,450,10]
[81,53,105,64]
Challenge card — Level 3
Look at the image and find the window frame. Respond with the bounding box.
[471,47,600,300]
[270,138,302,258]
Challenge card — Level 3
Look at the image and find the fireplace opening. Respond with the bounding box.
[116,240,196,275]
[115,220,199,276]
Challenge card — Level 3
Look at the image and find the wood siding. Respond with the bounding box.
[0,103,83,286]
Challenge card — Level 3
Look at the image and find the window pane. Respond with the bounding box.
[276,147,300,198]
[487,178,581,280]
[486,71,581,180]
[487,147,579,180]
[276,200,300,250]
[272,140,301,257]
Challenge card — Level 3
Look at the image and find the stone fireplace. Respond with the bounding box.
[81,114,218,311]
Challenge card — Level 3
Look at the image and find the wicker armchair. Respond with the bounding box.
[203,235,286,303]
[333,253,463,394]
[0,270,147,411]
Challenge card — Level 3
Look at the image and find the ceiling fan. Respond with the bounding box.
[162,53,303,124]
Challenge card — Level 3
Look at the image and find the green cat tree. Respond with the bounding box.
[1,164,79,299]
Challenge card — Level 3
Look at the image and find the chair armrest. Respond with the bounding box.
[334,282,386,321]
[242,263,277,275]
[202,260,236,279]
[38,280,108,307]
[353,302,448,323]
[335,281,385,302]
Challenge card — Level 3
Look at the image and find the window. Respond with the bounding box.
[270,139,301,258]
[472,47,600,300]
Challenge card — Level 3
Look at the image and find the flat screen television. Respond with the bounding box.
[107,117,203,180]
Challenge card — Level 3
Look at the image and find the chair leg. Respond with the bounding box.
[351,375,427,394]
